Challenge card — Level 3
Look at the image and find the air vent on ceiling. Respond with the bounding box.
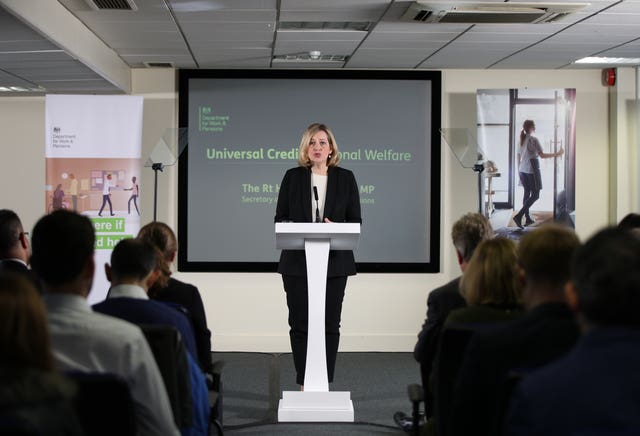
[401,2,588,24]
[84,0,137,10]
[143,61,175,68]
[279,22,373,32]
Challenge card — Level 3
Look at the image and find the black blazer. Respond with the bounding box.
[451,303,579,436]
[149,277,213,373]
[275,165,361,277]
[0,259,42,293]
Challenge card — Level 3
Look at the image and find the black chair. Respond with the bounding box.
[491,370,526,436]
[431,324,481,436]
[139,324,193,429]
[66,371,137,436]
[159,302,225,435]
[0,416,43,436]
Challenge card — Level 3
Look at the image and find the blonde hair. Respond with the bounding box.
[460,237,520,307]
[0,273,54,371]
[297,123,341,167]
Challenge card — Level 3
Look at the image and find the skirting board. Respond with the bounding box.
[213,333,417,352]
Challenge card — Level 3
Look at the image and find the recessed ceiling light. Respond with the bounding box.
[0,86,45,92]
[575,56,640,65]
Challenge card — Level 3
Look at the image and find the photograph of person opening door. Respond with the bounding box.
[477,88,576,238]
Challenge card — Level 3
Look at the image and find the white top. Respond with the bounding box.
[43,293,180,436]
[102,178,115,195]
[518,135,543,174]
[311,173,327,222]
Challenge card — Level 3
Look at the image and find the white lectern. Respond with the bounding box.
[275,222,360,422]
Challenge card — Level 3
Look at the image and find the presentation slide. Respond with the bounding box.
[178,70,441,272]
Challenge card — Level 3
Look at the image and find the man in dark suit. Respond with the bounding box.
[451,225,581,436]
[92,238,209,436]
[504,227,640,435]
[0,209,40,291]
[394,212,493,431]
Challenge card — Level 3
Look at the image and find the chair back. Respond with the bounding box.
[140,324,193,429]
[433,323,487,436]
[66,371,136,436]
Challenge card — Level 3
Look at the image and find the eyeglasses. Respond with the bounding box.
[18,231,29,242]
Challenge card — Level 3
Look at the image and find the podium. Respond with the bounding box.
[275,222,360,422]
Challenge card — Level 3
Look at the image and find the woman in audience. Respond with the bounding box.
[137,222,213,372]
[425,238,522,436]
[447,236,522,324]
[0,272,83,435]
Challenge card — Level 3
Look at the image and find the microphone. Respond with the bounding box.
[313,186,321,223]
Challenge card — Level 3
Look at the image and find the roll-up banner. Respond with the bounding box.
[45,95,143,303]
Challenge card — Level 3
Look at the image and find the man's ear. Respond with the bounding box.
[19,232,29,250]
[455,249,464,266]
[170,250,177,264]
[564,281,580,314]
[104,263,112,282]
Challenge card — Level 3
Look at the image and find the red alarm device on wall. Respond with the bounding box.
[602,68,616,86]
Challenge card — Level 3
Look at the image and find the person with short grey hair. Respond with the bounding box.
[394,212,493,431]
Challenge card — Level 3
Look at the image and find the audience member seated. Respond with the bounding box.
[0,272,82,436]
[504,227,640,435]
[0,209,40,292]
[92,238,209,436]
[395,213,493,433]
[95,238,198,358]
[427,237,522,436]
[138,222,213,372]
[31,210,179,436]
[446,237,522,326]
[451,225,581,436]
[618,212,640,233]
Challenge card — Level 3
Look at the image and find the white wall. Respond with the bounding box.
[0,67,634,352]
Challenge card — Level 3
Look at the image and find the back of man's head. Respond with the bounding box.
[451,213,493,263]
[31,211,95,288]
[518,225,581,289]
[618,213,640,232]
[110,238,156,282]
[571,227,640,327]
[0,209,22,257]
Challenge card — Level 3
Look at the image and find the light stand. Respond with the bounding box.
[473,161,485,214]
[151,162,164,222]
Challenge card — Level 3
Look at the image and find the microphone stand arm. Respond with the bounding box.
[151,163,164,222]
[472,162,485,215]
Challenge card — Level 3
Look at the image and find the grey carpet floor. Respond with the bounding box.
[217,351,417,435]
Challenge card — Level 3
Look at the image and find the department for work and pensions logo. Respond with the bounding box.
[51,126,76,148]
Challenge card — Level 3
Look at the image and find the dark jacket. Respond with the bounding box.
[414,277,466,401]
[150,277,212,373]
[452,303,580,436]
[0,259,42,293]
[275,165,361,277]
[505,328,640,436]
[0,368,83,436]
